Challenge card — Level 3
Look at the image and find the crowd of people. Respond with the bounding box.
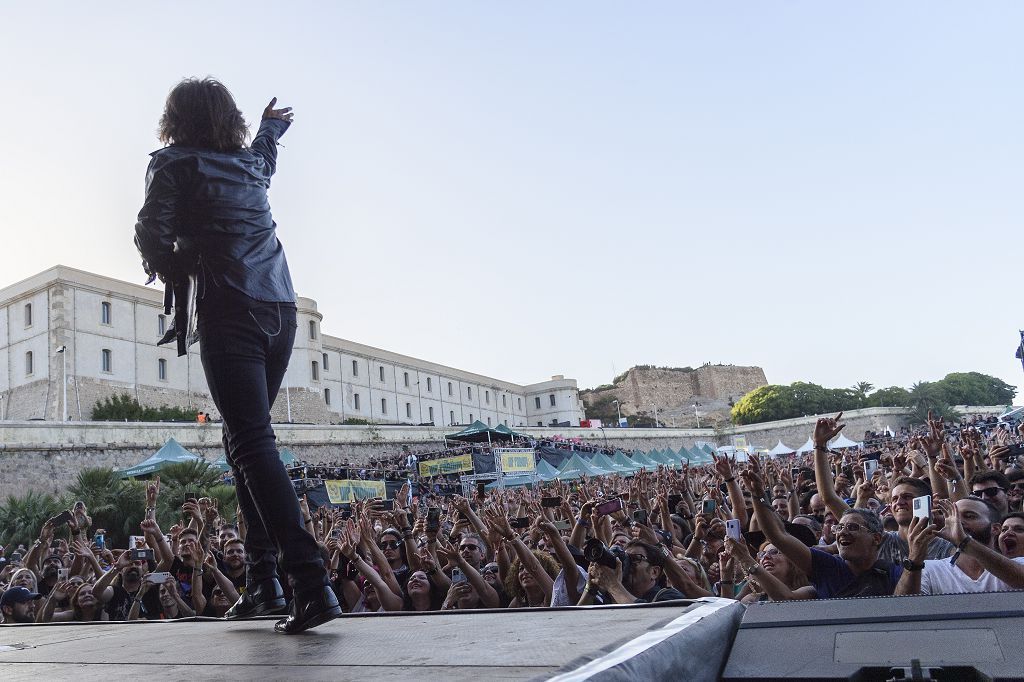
[3,412,1023,626]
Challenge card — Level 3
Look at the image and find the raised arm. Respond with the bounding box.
[937,499,1024,589]
[249,101,293,174]
[743,469,813,577]
[713,453,748,529]
[812,413,852,520]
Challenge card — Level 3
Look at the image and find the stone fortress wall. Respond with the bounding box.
[1,406,1007,499]
[582,365,768,427]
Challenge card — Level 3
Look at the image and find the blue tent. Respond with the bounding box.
[555,453,611,480]
[120,438,204,478]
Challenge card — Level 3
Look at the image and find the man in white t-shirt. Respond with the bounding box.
[896,497,1024,595]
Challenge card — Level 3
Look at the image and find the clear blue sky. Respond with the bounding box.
[2,2,1021,402]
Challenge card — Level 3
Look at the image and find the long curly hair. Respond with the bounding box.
[158,77,249,152]
[504,550,560,603]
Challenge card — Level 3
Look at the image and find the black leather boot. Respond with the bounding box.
[274,586,341,634]
[224,578,287,620]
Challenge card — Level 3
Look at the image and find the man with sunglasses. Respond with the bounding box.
[970,471,1011,517]
[745,468,901,598]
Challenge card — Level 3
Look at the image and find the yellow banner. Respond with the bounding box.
[497,449,536,473]
[324,479,387,505]
[418,454,474,477]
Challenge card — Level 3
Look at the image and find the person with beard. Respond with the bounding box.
[37,555,62,597]
[585,540,685,604]
[1006,472,1023,513]
[1,587,42,624]
[218,538,247,591]
[898,498,1024,595]
[90,550,143,621]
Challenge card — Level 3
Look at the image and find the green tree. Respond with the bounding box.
[731,385,798,425]
[151,460,230,529]
[934,372,1016,406]
[65,468,146,550]
[91,392,198,422]
[0,490,64,549]
[866,386,912,407]
[851,381,875,406]
[909,381,959,425]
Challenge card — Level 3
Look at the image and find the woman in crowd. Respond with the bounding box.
[724,539,815,604]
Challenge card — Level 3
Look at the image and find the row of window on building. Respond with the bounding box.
[20,303,558,417]
[22,349,167,379]
[23,301,117,329]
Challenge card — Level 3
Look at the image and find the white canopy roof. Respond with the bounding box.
[796,437,816,454]
[829,433,863,449]
[768,440,795,456]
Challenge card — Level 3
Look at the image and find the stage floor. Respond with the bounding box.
[0,599,741,681]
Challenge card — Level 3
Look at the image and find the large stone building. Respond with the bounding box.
[0,266,585,427]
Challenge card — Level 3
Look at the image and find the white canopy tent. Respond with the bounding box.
[829,433,863,449]
[768,440,796,456]
[796,437,815,454]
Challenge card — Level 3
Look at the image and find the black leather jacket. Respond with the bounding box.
[134,118,296,305]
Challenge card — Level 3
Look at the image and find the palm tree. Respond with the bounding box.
[909,381,958,425]
[66,467,146,549]
[851,381,875,406]
[0,490,64,549]
[154,461,230,529]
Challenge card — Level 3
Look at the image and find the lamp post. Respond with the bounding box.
[284,371,293,423]
[693,401,701,428]
[56,345,67,422]
[651,403,659,428]
[612,399,622,427]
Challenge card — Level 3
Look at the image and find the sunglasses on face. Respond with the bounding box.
[757,548,781,559]
[973,486,1006,498]
[1007,484,1024,492]
[459,544,479,552]
[626,553,649,564]
[378,541,401,550]
[833,522,868,534]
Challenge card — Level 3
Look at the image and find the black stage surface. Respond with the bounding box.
[0,598,743,681]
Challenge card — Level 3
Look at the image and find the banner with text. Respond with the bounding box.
[325,479,387,505]
[418,454,474,477]
[496,448,537,474]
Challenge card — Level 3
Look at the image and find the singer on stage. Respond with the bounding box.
[134,77,340,633]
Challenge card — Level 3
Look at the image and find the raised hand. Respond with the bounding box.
[712,453,736,481]
[740,469,766,499]
[146,476,160,507]
[262,97,294,122]
[813,412,845,448]
[934,498,965,546]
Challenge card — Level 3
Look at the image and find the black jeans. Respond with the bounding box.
[198,288,326,594]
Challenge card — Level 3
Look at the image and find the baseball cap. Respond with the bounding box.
[1,586,42,607]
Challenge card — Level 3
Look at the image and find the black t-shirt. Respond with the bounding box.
[169,557,213,604]
[105,585,135,621]
[636,584,686,603]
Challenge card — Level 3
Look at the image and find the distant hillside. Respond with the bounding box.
[581,364,768,427]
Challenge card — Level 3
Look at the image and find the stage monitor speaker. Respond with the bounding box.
[721,590,1024,681]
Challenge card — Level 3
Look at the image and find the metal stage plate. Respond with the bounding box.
[0,598,742,681]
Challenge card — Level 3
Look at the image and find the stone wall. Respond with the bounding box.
[582,364,767,427]
[0,405,1007,498]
